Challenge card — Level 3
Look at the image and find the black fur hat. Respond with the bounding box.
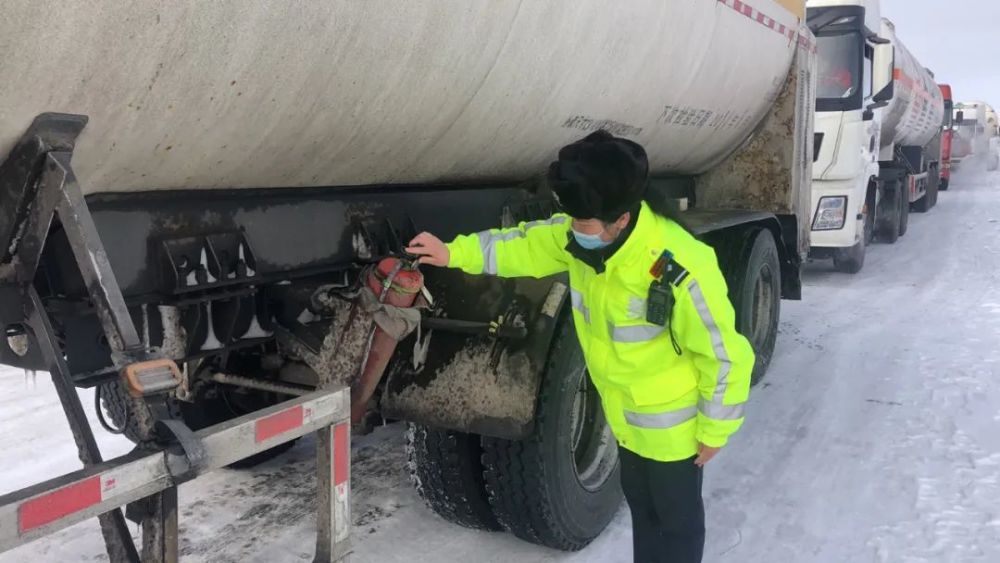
[547,130,649,222]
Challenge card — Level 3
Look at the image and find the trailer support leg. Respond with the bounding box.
[7,120,179,562]
[25,289,141,563]
[315,424,352,562]
[137,487,179,563]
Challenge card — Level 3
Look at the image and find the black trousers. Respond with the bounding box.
[620,447,705,563]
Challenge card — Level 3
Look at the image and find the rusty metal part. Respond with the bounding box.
[695,41,815,261]
[382,272,566,440]
[210,372,313,397]
[275,308,374,389]
[351,258,423,423]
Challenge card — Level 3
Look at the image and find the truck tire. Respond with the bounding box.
[898,179,910,236]
[914,175,938,213]
[97,380,181,444]
[833,240,865,274]
[863,185,878,245]
[939,178,949,191]
[876,181,901,244]
[715,228,781,385]
[406,425,500,531]
[929,171,940,208]
[480,320,621,551]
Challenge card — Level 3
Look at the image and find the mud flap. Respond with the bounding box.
[381,268,567,440]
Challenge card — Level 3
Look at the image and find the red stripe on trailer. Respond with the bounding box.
[333,423,349,486]
[18,476,101,533]
[718,0,813,50]
[255,405,304,443]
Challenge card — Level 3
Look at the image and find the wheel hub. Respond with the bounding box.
[569,368,618,492]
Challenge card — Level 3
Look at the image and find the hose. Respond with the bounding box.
[94,384,128,435]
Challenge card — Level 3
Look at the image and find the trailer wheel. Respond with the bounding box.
[97,380,181,444]
[717,228,782,385]
[914,175,938,213]
[898,180,910,236]
[480,320,621,551]
[876,180,901,244]
[406,425,500,531]
[929,169,940,208]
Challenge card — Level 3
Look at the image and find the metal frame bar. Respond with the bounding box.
[0,387,351,557]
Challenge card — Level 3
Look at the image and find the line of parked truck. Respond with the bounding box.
[0,1,993,559]
[807,0,996,273]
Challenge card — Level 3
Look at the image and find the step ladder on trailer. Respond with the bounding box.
[0,114,352,562]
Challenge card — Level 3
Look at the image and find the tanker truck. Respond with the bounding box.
[986,104,1000,172]
[939,84,955,190]
[0,1,817,556]
[806,0,943,273]
[952,101,992,171]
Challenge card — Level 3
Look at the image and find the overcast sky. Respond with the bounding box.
[880,0,1000,104]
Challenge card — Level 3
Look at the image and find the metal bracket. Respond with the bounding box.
[156,418,208,476]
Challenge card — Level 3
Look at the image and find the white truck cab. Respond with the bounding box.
[985,105,1000,171]
[806,0,894,273]
[951,102,997,171]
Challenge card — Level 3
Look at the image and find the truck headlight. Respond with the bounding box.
[812,196,847,231]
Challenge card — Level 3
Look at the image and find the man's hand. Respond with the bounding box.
[406,232,450,267]
[694,443,721,467]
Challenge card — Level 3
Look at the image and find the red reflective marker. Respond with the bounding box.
[19,475,101,533]
[255,405,304,443]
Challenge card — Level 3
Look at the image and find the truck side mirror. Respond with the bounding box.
[956,110,965,123]
[873,83,893,103]
[871,42,895,102]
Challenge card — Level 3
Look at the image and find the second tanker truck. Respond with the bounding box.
[807,0,943,273]
[939,84,955,190]
[0,0,817,555]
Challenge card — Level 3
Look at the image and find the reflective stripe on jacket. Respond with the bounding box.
[446,202,754,461]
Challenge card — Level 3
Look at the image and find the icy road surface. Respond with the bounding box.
[2,171,999,563]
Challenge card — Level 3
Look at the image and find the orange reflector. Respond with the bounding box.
[122,359,182,397]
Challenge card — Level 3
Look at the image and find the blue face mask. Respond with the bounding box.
[572,229,612,250]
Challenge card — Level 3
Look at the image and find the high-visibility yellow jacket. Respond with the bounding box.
[446,202,754,461]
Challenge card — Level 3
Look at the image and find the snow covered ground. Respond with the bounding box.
[2,170,1000,562]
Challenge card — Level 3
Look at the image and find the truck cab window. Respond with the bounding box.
[817,33,861,101]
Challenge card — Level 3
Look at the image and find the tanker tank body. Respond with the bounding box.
[875,17,945,236]
[0,0,817,550]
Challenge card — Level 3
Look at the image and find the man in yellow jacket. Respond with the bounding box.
[407,131,753,563]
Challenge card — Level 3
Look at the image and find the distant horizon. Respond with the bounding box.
[880,0,1000,105]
